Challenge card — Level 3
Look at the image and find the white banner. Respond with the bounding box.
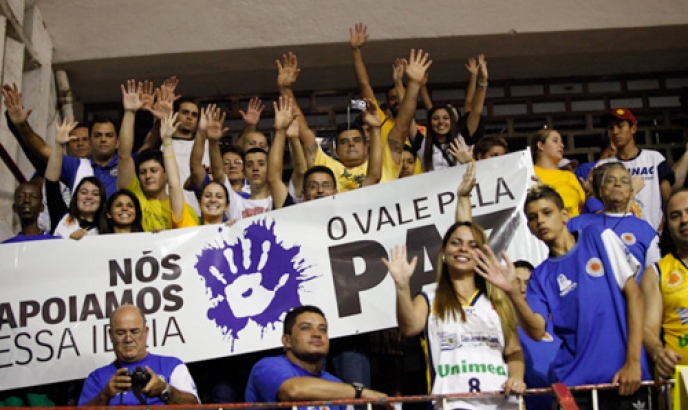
[0,150,546,390]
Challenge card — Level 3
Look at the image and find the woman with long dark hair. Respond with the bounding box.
[384,221,524,409]
[45,118,106,239]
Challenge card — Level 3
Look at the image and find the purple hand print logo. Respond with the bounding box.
[195,220,311,350]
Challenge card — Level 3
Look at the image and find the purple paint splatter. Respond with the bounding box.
[195,219,310,350]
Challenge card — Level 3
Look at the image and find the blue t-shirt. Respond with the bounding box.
[518,322,560,410]
[78,353,197,406]
[527,225,651,386]
[245,355,344,410]
[1,232,59,244]
[62,153,139,199]
[568,213,660,279]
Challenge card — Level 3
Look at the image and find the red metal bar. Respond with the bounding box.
[552,382,579,410]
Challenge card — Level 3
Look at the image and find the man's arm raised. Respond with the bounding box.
[161,112,184,222]
[117,80,144,190]
[268,96,296,209]
[2,83,52,166]
[277,52,318,168]
[350,23,375,102]
[139,77,181,153]
[463,56,479,113]
[237,97,265,152]
[465,55,487,137]
[189,104,211,189]
[361,99,382,187]
[387,49,432,165]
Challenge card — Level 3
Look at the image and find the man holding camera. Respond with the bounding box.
[78,305,199,406]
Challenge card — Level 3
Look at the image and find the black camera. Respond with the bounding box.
[126,367,151,389]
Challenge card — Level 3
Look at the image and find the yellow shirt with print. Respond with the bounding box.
[315,103,402,192]
[128,177,199,231]
[655,253,688,366]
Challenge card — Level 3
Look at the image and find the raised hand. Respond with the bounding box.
[140,80,155,111]
[382,245,418,288]
[121,79,143,112]
[457,161,476,197]
[160,112,180,142]
[206,106,228,141]
[478,54,488,81]
[147,84,181,120]
[361,98,381,128]
[239,97,265,127]
[198,103,215,133]
[448,136,474,165]
[405,49,432,84]
[276,52,300,89]
[273,95,296,130]
[285,113,300,139]
[3,83,32,124]
[272,96,292,130]
[392,58,405,84]
[349,22,369,49]
[473,245,518,295]
[54,117,79,146]
[161,75,179,95]
[465,56,479,76]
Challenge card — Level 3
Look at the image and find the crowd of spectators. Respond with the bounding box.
[3,22,688,410]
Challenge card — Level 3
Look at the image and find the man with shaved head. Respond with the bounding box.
[78,305,199,406]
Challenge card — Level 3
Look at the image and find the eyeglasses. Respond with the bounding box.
[223,159,243,166]
[306,181,334,191]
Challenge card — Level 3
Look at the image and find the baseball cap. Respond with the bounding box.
[602,108,637,126]
[558,158,579,169]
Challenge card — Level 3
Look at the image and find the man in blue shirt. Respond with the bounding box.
[78,305,199,406]
[475,185,651,410]
[245,306,388,409]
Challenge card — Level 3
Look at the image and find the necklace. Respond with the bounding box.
[603,212,628,232]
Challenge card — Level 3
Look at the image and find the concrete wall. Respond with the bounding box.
[0,1,57,241]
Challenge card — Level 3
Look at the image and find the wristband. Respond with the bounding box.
[478,81,489,88]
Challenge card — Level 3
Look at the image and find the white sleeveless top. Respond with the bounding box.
[423,289,518,410]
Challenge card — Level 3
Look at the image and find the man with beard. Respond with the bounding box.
[245,306,387,409]
[641,189,688,378]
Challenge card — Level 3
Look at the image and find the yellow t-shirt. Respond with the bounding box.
[315,129,401,193]
[534,166,585,217]
[376,99,423,176]
[655,253,688,366]
[171,203,202,228]
[128,178,199,231]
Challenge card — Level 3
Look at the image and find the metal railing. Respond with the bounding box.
[17,379,673,410]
